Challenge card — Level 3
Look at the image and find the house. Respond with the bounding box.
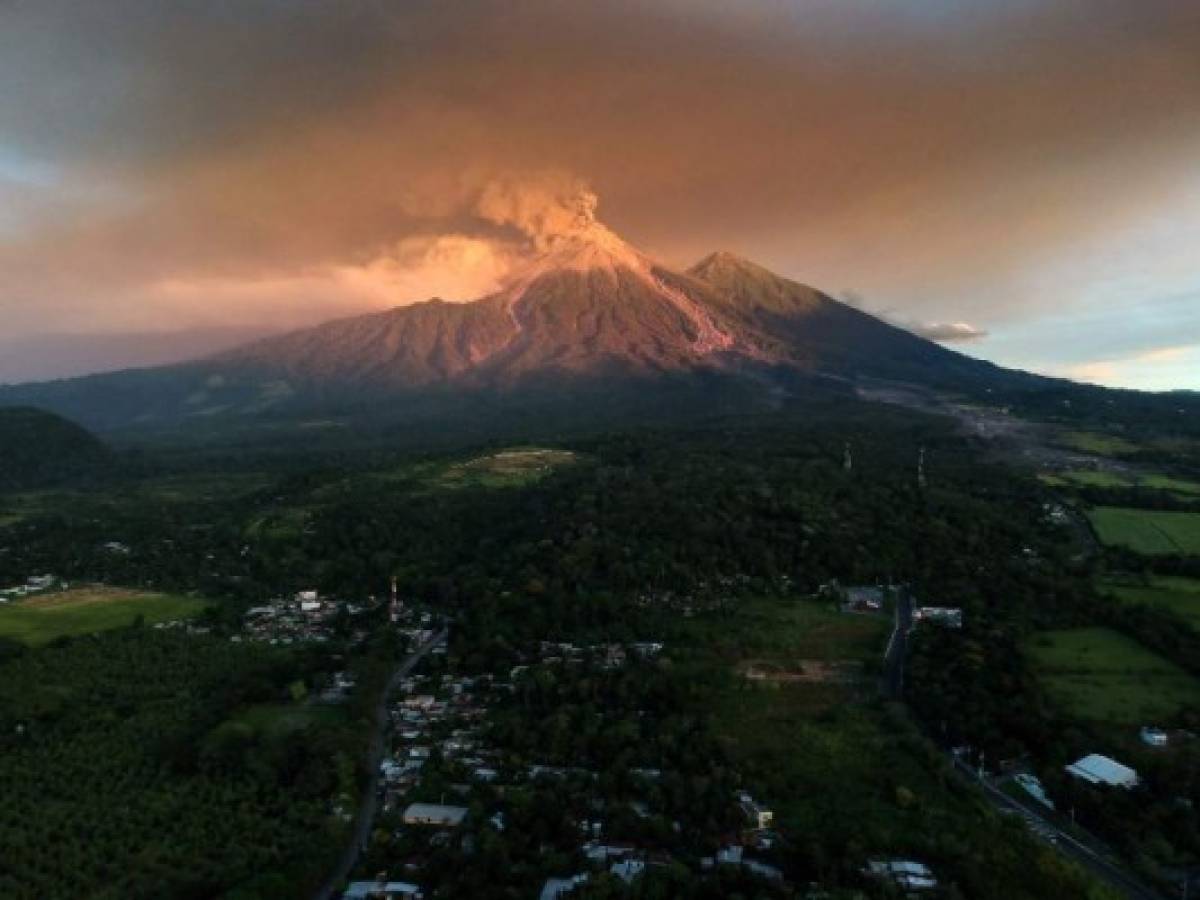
[913,607,963,629]
[539,874,589,900]
[402,802,468,827]
[1065,753,1139,788]
[716,845,743,865]
[582,842,635,863]
[743,859,784,883]
[866,860,938,892]
[380,759,406,781]
[1014,773,1055,810]
[342,881,422,899]
[844,586,884,611]
[609,859,645,884]
[630,642,664,658]
[1140,726,1169,748]
[737,793,774,829]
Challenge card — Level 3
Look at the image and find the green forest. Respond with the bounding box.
[0,391,1198,897]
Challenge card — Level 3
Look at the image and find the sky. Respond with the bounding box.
[1,0,1199,390]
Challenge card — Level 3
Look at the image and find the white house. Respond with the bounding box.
[1014,773,1055,810]
[1065,753,1139,788]
[1140,727,1169,748]
[342,881,422,899]
[539,874,589,900]
[737,793,774,830]
[913,607,963,629]
[401,802,468,827]
[609,859,645,884]
[866,860,938,892]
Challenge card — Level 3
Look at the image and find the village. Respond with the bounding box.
[332,595,813,900]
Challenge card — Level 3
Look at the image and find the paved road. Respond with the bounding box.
[953,761,1165,900]
[886,599,1161,899]
[312,629,448,900]
[881,590,912,700]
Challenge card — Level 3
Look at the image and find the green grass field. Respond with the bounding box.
[1088,506,1200,555]
[1059,431,1141,456]
[1105,576,1200,631]
[673,595,888,667]
[0,586,209,645]
[1026,626,1200,724]
[1040,470,1200,496]
[437,447,578,489]
[1140,474,1200,495]
[229,702,345,740]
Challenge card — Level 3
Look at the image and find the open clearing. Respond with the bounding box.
[366,446,579,493]
[0,585,209,645]
[439,447,577,488]
[1026,626,1200,724]
[676,596,971,850]
[1105,576,1200,631]
[1059,431,1141,457]
[676,595,889,667]
[1041,469,1200,497]
[1088,506,1200,555]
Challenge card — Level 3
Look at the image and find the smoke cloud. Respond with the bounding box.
[475,172,601,251]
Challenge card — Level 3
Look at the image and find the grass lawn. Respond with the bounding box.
[1088,506,1200,555]
[429,447,578,490]
[1026,627,1200,724]
[672,595,889,666]
[331,446,579,498]
[1104,576,1200,631]
[231,703,345,740]
[0,586,209,645]
[1040,470,1200,497]
[1059,431,1141,456]
[1140,474,1200,496]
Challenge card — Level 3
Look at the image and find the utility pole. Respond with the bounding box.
[917,447,927,489]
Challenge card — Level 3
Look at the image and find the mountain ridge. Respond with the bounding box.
[0,225,1034,436]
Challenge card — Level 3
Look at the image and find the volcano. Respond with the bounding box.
[0,213,1024,436]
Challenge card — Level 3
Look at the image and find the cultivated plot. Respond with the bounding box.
[1105,576,1200,632]
[1088,506,1200,555]
[1026,626,1200,724]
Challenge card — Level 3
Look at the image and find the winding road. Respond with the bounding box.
[312,628,448,900]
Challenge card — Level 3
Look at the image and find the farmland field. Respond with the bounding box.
[0,585,209,645]
[1105,576,1200,631]
[1088,506,1200,555]
[1040,470,1200,496]
[1026,627,1200,724]
[1059,431,1141,456]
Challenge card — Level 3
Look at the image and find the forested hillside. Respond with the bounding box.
[0,407,111,490]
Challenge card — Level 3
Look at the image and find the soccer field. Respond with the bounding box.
[0,586,208,645]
